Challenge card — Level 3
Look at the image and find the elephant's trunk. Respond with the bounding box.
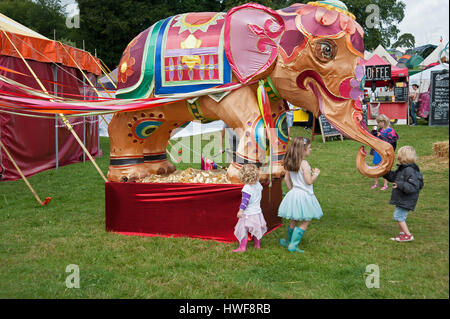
[323,100,394,178]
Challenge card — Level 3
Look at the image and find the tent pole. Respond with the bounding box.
[82,40,86,163]
[95,49,101,157]
[95,73,101,157]
[53,65,59,169]
[82,79,86,163]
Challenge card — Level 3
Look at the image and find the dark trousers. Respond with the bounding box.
[410,102,418,125]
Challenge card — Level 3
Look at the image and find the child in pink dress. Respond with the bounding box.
[233,164,267,252]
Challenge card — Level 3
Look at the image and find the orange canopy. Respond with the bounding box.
[0,31,101,76]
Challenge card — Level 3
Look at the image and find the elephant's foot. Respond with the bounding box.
[259,162,286,180]
[107,160,176,182]
[226,163,242,183]
[107,163,148,182]
[226,161,285,184]
[143,160,176,176]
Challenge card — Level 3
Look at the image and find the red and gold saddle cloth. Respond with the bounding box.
[155,12,232,95]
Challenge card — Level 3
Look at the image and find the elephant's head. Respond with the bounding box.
[269,1,394,178]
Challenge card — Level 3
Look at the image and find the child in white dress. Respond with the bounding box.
[278,137,323,253]
[233,164,267,252]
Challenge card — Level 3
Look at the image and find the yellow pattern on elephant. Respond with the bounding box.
[181,34,202,70]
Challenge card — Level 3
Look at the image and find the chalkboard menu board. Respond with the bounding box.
[394,87,408,102]
[429,70,449,126]
[318,115,343,143]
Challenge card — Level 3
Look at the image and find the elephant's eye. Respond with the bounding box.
[314,40,337,63]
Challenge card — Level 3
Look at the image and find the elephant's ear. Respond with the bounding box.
[225,3,285,84]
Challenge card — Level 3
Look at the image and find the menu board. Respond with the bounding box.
[429,70,449,126]
[318,115,343,143]
[394,87,408,102]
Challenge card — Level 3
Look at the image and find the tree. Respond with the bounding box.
[75,0,407,68]
[344,0,406,51]
[392,33,416,50]
[75,0,224,68]
[0,0,70,41]
[223,0,406,51]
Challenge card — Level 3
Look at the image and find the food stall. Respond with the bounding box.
[364,54,409,125]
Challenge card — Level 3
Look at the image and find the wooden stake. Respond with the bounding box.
[0,140,51,206]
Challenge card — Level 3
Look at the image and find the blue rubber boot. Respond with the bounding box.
[287,227,305,253]
[280,226,294,248]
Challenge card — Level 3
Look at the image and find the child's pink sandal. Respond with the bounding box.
[371,184,379,189]
[380,185,388,191]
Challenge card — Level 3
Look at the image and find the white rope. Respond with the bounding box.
[54,117,99,128]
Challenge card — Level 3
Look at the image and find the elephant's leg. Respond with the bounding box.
[141,120,177,176]
[141,102,209,177]
[265,101,289,178]
[108,102,199,181]
[107,111,148,182]
[200,87,267,183]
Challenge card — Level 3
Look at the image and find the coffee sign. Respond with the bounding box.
[365,65,391,81]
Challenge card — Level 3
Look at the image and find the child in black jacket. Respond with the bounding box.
[383,146,424,242]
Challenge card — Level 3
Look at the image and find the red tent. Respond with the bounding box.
[364,54,409,87]
[365,54,409,78]
[363,54,410,125]
[0,14,102,181]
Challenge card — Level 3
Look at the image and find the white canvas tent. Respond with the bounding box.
[370,44,398,66]
[409,63,449,92]
[419,42,447,67]
[99,67,118,90]
[171,120,226,139]
[0,13,48,40]
[364,50,373,60]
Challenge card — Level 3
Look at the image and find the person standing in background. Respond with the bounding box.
[285,100,294,140]
[409,84,420,126]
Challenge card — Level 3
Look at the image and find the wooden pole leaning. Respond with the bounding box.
[0,139,52,206]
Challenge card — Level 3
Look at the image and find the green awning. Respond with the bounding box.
[408,69,423,76]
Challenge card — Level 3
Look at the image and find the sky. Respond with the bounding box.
[397,0,449,47]
[61,0,449,48]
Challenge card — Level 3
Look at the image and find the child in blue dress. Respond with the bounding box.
[278,137,323,253]
[371,114,398,191]
[371,114,399,191]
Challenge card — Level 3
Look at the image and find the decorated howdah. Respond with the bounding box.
[108,1,395,183]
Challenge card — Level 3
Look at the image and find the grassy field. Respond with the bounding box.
[0,120,448,299]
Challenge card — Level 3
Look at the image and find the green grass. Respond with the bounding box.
[0,120,448,298]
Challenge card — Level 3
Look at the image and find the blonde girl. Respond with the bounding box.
[278,137,323,253]
[233,164,267,252]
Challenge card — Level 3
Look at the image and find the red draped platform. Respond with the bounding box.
[105,179,283,242]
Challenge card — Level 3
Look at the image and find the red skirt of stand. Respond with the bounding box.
[105,179,283,242]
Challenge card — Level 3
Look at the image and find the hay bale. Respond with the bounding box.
[433,141,449,158]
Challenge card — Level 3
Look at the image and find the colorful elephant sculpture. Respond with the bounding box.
[107,1,394,183]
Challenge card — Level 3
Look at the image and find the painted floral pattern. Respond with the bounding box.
[118,52,135,84]
[117,33,142,84]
